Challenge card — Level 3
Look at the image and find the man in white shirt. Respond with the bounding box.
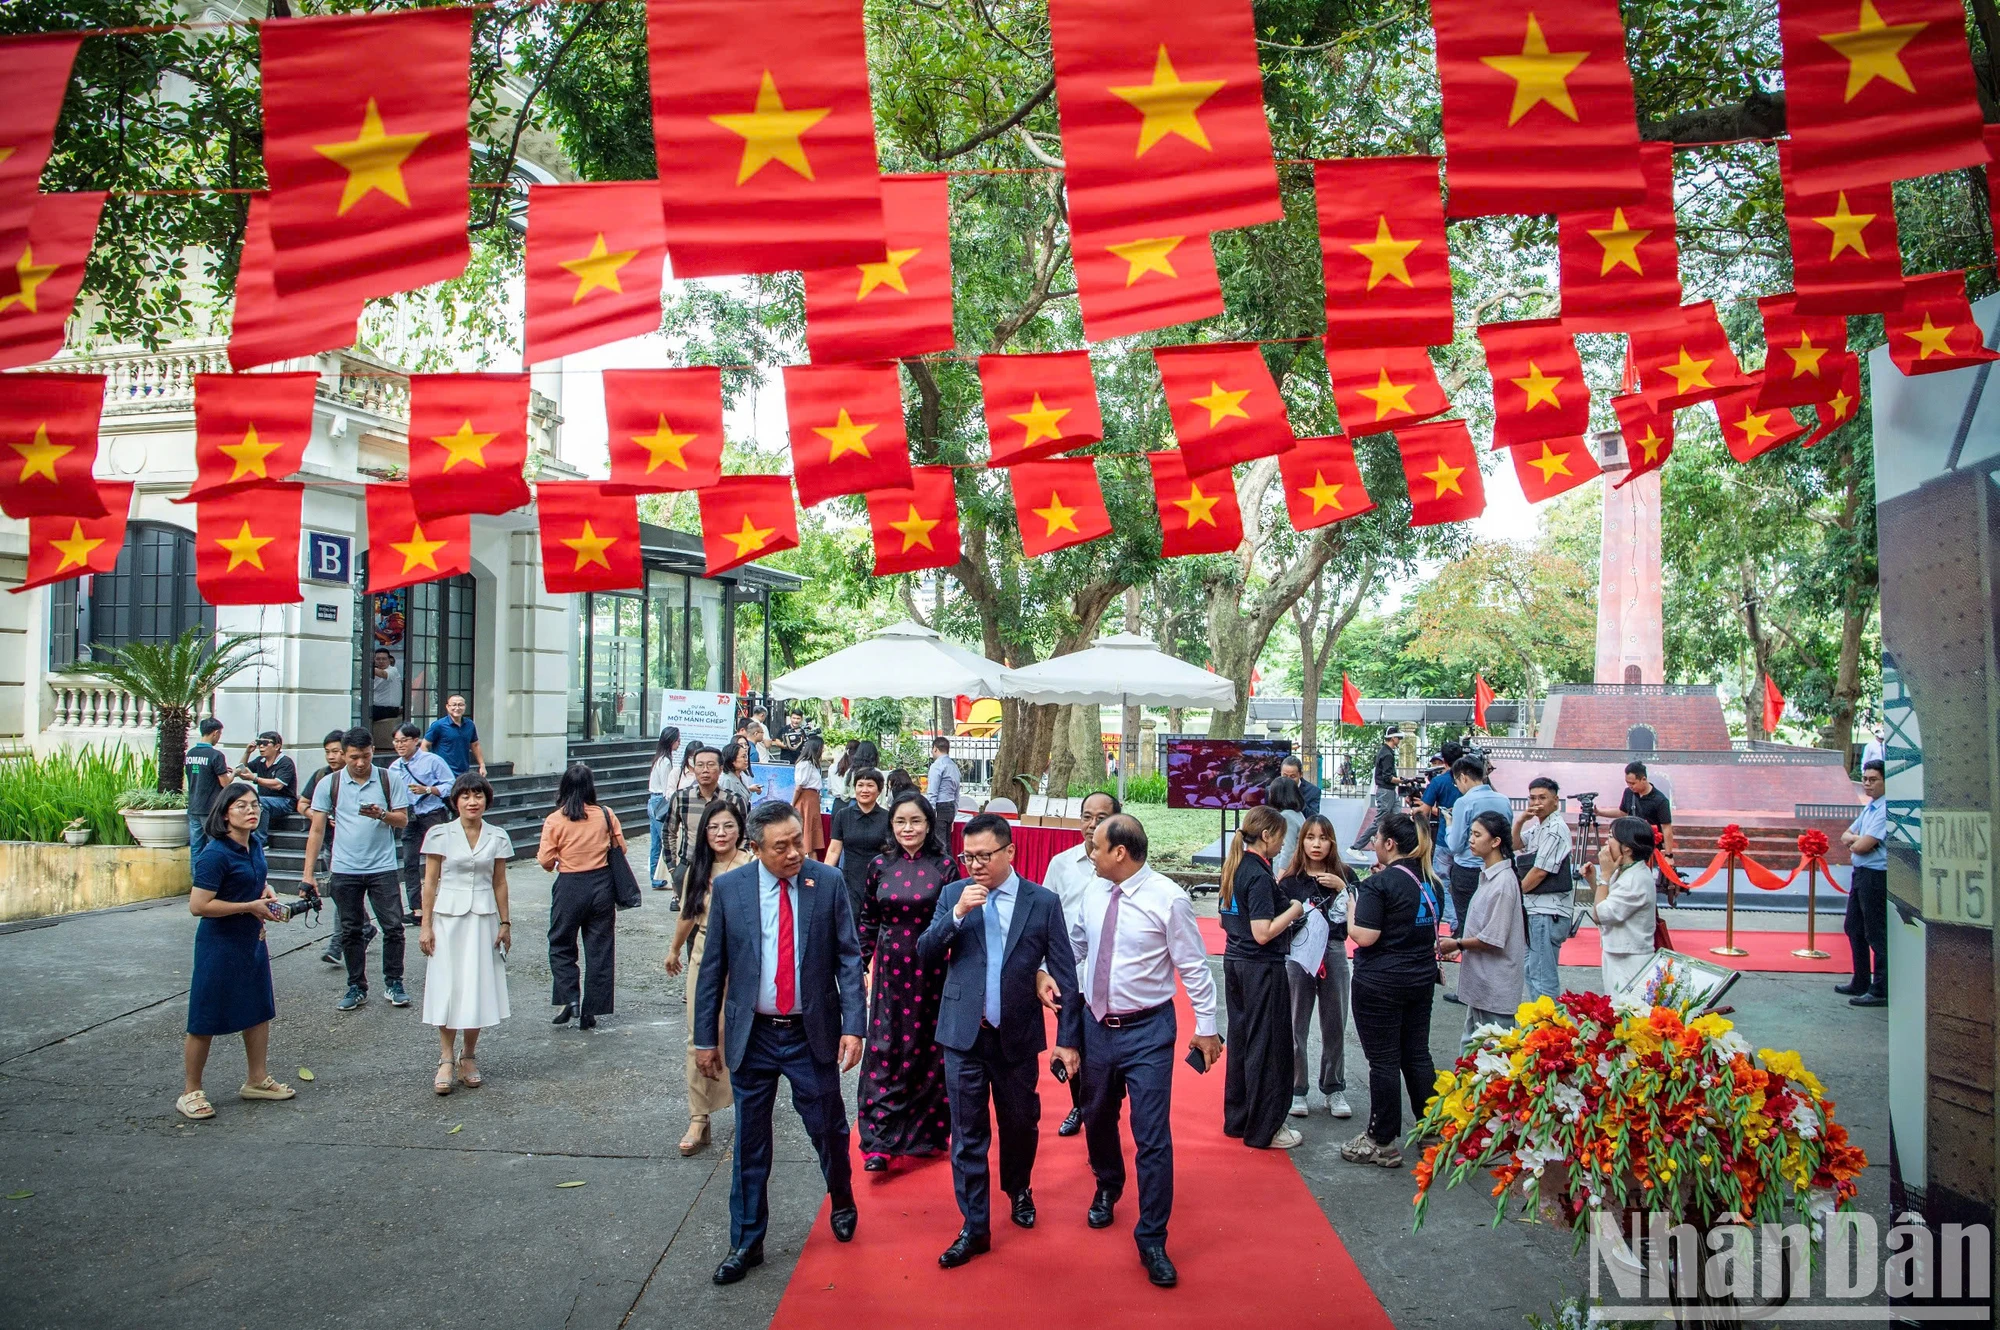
[1059,814,1220,1290]
[1513,777,1575,1003]
[1040,790,1120,1138]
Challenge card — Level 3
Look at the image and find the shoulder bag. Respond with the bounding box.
[605,807,643,909]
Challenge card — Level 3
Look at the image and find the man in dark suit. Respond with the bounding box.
[916,813,1081,1269]
[693,801,866,1285]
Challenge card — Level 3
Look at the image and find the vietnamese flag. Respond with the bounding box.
[407,374,533,519]
[1317,157,1453,351]
[804,174,955,364]
[259,8,471,301]
[1630,302,1751,411]
[602,368,726,494]
[1715,381,1809,462]
[699,474,801,576]
[0,191,107,372]
[1762,674,1787,735]
[1340,673,1364,726]
[524,181,668,366]
[1153,343,1293,477]
[1755,295,1852,408]
[1801,356,1864,446]
[1046,0,1281,240]
[1396,418,1485,526]
[1477,319,1590,448]
[978,351,1104,466]
[1149,450,1244,558]
[1072,226,1224,342]
[12,482,132,595]
[1778,0,1989,195]
[1885,271,2000,375]
[228,195,366,371]
[195,482,303,605]
[647,0,887,278]
[1010,457,1112,558]
[0,371,105,519]
[365,484,471,595]
[1557,143,1682,331]
[185,374,318,502]
[1781,147,1903,315]
[1472,673,1495,729]
[537,482,644,594]
[0,37,82,258]
[865,466,960,576]
[1610,391,1673,488]
[1511,435,1602,502]
[1325,343,1451,434]
[1432,0,1645,217]
[1279,435,1376,534]
[783,363,915,508]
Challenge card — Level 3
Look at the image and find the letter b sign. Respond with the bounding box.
[304,532,351,585]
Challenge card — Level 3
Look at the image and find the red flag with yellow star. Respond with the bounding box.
[1010,458,1112,558]
[195,482,302,605]
[1072,226,1224,342]
[1476,319,1591,448]
[1715,381,1809,462]
[783,364,915,508]
[228,195,366,371]
[804,174,954,364]
[0,36,82,259]
[1046,0,1281,240]
[1754,295,1852,408]
[364,483,471,595]
[1780,147,1903,315]
[259,8,471,302]
[1885,271,2000,375]
[537,482,643,594]
[0,190,107,372]
[1396,419,1484,525]
[1317,157,1453,351]
[406,374,533,520]
[1557,143,1682,331]
[1510,435,1602,503]
[865,466,960,576]
[602,368,726,494]
[1778,0,1989,195]
[1149,450,1244,558]
[978,351,1104,466]
[1325,343,1451,435]
[1278,435,1376,533]
[12,481,132,595]
[1630,302,1751,411]
[1801,355,1863,446]
[699,474,801,576]
[1610,391,1673,488]
[524,181,668,367]
[647,0,887,278]
[1432,0,1645,218]
[1153,343,1294,477]
[0,371,105,519]
[183,374,318,503]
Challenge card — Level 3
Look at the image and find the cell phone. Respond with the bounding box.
[1049,1055,1068,1084]
[1185,1039,1220,1074]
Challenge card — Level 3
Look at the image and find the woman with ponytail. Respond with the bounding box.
[1340,811,1440,1170]
[1435,809,1526,1047]
[1587,816,1661,994]
[1217,805,1305,1150]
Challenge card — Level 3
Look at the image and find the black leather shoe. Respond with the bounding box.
[863,1153,888,1172]
[712,1243,763,1285]
[1087,1187,1116,1229]
[829,1196,858,1242]
[1833,980,1868,996]
[938,1228,990,1268]
[578,1012,597,1031]
[1441,991,1465,1005]
[1058,1108,1083,1137]
[1849,990,1887,1007]
[552,1003,575,1025]
[1139,1245,1178,1287]
[1010,1188,1036,1229]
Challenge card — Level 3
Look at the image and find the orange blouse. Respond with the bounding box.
[537,805,627,873]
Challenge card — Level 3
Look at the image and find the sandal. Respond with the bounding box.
[679,1117,710,1157]
[238,1076,296,1101]
[455,1056,482,1089]
[434,1059,455,1096]
[175,1090,215,1121]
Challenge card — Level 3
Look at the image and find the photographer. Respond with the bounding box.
[239,732,297,846]
[1350,726,1403,850]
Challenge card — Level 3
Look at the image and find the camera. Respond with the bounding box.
[273,887,322,923]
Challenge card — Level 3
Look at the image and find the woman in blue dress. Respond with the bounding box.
[178,782,294,1121]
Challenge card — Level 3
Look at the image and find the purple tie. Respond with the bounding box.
[1089,884,1123,1016]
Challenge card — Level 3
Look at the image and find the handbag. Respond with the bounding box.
[605,808,643,910]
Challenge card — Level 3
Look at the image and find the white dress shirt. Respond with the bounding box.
[1069,863,1218,1036]
[648,754,682,797]
[1041,842,1096,923]
[754,862,807,1015]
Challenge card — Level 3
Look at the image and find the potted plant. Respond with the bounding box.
[117,788,190,849]
[62,816,92,848]
[75,626,264,797]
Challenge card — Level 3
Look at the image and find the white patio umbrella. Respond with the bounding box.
[770,619,1009,700]
[997,633,1237,800]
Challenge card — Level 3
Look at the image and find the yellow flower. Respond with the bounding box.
[1758,1048,1826,1098]
[1516,994,1559,1026]
[1434,1069,1458,1095]
[1690,1013,1734,1039]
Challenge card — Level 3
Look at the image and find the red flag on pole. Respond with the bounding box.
[0,36,82,258]
[1761,673,1786,735]
[1152,342,1294,477]
[0,190,108,372]
[185,373,318,502]
[1473,673,1495,729]
[0,371,106,519]
[740,670,752,696]
[803,174,955,364]
[1316,156,1454,350]
[524,181,669,366]
[11,482,132,595]
[1340,673,1364,727]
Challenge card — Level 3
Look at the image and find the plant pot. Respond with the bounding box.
[121,807,189,849]
[62,829,92,848]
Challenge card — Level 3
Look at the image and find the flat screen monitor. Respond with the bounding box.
[1164,736,1292,810]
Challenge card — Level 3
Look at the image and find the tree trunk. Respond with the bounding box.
[1828,595,1868,768]
[1739,560,1776,740]
[1072,702,1106,782]
[1120,587,1143,779]
[157,707,190,794]
[1045,703,1076,797]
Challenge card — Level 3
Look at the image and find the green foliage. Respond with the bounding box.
[115,787,186,810]
[81,627,265,792]
[1069,772,1167,805]
[0,746,158,845]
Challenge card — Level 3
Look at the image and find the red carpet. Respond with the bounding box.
[771,995,1394,1330]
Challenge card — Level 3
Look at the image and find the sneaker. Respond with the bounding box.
[1339,1131,1403,1169]
[319,946,341,965]
[385,982,410,1008]
[1288,1095,1310,1118]
[337,986,367,1011]
[1327,1091,1353,1119]
[1265,1127,1304,1150]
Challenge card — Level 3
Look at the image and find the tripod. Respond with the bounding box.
[1571,792,1603,869]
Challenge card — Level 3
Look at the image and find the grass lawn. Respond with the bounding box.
[1130,804,1226,870]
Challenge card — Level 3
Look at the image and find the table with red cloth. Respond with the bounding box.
[818,815,1083,883]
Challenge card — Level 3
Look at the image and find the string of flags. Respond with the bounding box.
[0,0,1996,608]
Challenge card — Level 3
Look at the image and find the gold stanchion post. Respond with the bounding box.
[1711,852,1749,957]
[1792,858,1831,959]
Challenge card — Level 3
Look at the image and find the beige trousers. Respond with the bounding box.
[684,921,731,1118]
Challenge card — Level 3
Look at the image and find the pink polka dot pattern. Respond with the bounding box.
[856,850,956,1157]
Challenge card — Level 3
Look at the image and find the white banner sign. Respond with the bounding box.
[656,692,738,753]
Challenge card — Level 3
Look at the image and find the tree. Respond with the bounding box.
[81,627,264,794]
[1405,541,1597,715]
[1290,556,1376,756]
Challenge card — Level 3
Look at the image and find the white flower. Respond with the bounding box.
[1788,1102,1822,1140]
[1716,1029,1751,1056]
[1475,1047,1512,1078]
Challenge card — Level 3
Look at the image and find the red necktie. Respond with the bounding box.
[775,877,797,1014]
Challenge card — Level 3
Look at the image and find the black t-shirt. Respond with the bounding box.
[185,743,231,818]
[1372,744,1398,789]
[1280,869,1349,941]
[1220,853,1291,965]
[830,802,892,889]
[249,754,298,802]
[1621,786,1673,836]
[1350,860,1440,989]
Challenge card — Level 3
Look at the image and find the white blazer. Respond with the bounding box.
[1593,861,1657,955]
[421,820,513,917]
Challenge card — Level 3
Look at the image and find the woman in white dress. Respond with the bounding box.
[418,773,513,1095]
[1587,816,1660,996]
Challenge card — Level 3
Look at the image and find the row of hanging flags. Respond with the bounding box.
[2,0,1999,606]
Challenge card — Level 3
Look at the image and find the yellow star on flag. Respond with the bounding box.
[1299,470,1346,514]
[1355,367,1416,421]
[1587,208,1650,275]
[559,234,638,303]
[433,419,497,471]
[390,521,449,574]
[1661,347,1714,394]
[1106,235,1184,286]
[633,416,697,473]
[0,147,13,168]
[312,98,429,217]
[1350,216,1420,290]
[1422,455,1465,498]
[1633,426,1665,463]
[855,247,921,300]
[1904,312,1955,359]
[1783,332,1830,378]
[1479,14,1589,125]
[813,408,878,461]
[1811,192,1874,259]
[561,520,618,571]
[1189,381,1251,428]
[723,514,775,559]
[710,71,830,185]
[218,424,283,482]
[1527,442,1573,484]
[216,521,274,572]
[887,504,939,552]
[1820,0,1925,102]
[48,521,104,573]
[1733,407,1778,447]
[11,423,70,483]
[1008,394,1071,447]
[1173,483,1221,528]
[1108,46,1225,156]
[1825,386,1855,420]
[1511,361,1564,410]
[0,244,60,315]
[1032,491,1080,537]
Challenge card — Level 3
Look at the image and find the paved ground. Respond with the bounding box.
[0,841,1888,1330]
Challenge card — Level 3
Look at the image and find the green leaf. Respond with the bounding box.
[557,1180,586,1188]
[6,1190,32,1200]
[447,1124,463,1134]
[297,1067,314,1082]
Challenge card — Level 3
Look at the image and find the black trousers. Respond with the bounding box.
[331,870,404,990]
[728,1016,854,1251]
[943,1025,1041,1236]
[1448,863,1481,939]
[1080,1004,1176,1248]
[1845,865,1888,993]
[1349,978,1436,1147]
[1221,958,1293,1147]
[548,868,617,1016]
[401,808,449,914]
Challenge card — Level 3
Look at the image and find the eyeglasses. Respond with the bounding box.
[961,849,1009,868]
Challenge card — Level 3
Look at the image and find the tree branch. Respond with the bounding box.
[922,76,1056,162]
[475,4,601,232]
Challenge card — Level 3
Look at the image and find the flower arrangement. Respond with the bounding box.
[1410,990,1866,1235]
[1716,824,1750,856]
